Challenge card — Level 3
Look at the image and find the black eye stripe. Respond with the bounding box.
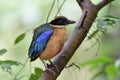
[60,20,65,22]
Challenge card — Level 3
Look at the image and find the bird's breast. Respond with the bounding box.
[39,28,68,60]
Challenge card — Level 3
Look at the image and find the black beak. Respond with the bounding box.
[67,20,76,24]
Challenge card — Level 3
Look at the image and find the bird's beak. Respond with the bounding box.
[68,20,76,24]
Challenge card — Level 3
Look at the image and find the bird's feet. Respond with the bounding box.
[45,61,59,75]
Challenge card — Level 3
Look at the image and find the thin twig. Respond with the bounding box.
[46,0,56,23]
[13,58,29,80]
[57,0,61,16]
[55,0,66,17]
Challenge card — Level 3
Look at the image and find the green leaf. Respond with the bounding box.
[91,70,104,80]
[104,15,120,19]
[14,33,26,45]
[96,17,117,33]
[0,48,7,56]
[29,74,38,80]
[29,68,43,80]
[103,19,116,26]
[87,29,99,40]
[1,63,11,73]
[0,60,22,65]
[35,67,43,78]
[81,57,113,67]
[0,60,22,73]
[97,19,108,32]
[105,64,118,79]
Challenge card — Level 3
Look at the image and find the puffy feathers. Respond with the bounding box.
[28,23,54,61]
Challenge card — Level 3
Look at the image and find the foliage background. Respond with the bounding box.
[0,0,120,80]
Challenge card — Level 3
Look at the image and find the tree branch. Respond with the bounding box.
[76,0,93,10]
[40,0,114,80]
[97,0,114,10]
[76,0,84,10]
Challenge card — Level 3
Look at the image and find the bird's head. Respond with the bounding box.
[49,16,76,27]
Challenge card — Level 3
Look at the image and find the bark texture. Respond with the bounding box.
[40,0,114,80]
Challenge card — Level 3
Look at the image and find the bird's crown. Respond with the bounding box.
[50,16,75,26]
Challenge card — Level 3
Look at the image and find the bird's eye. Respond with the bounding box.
[60,20,65,23]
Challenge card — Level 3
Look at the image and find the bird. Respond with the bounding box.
[28,16,75,69]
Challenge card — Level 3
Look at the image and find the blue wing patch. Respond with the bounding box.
[28,29,54,61]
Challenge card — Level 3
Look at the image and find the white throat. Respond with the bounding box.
[50,24,66,28]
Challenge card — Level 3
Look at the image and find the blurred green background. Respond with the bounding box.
[0,0,120,80]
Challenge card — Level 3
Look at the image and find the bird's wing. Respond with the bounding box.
[33,23,53,40]
[28,29,54,61]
